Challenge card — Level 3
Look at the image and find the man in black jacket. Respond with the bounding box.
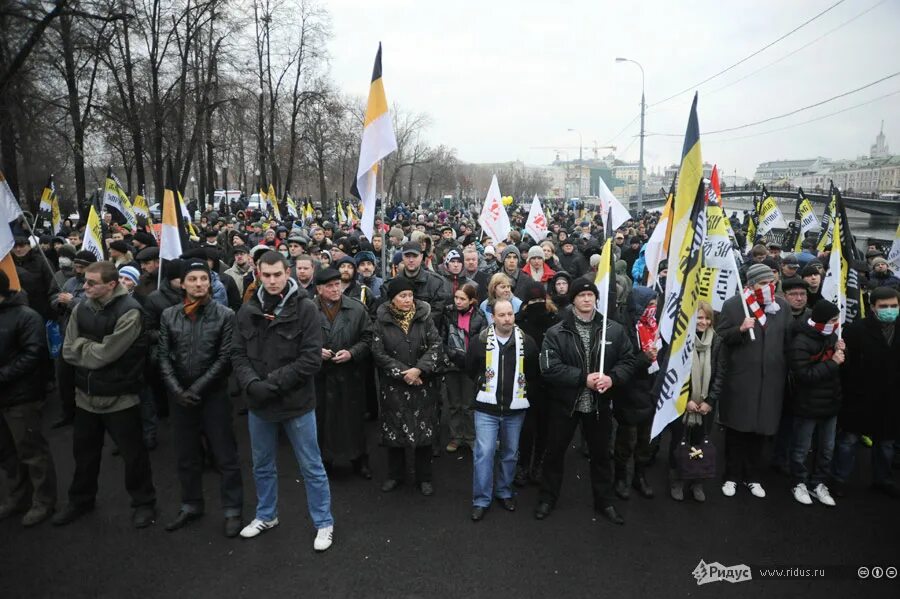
[231,251,334,551]
[556,238,588,280]
[0,271,57,527]
[54,261,156,528]
[466,299,539,521]
[386,241,450,319]
[158,260,243,537]
[12,237,55,320]
[535,278,636,525]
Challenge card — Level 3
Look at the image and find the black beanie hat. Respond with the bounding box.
[800,264,820,278]
[181,260,210,280]
[568,277,599,302]
[165,259,184,282]
[109,240,129,254]
[387,277,415,300]
[523,279,547,302]
[811,300,840,324]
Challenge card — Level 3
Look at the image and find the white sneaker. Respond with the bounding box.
[812,483,836,506]
[240,517,279,538]
[314,525,333,552]
[721,481,737,497]
[746,482,766,498]
[792,483,813,505]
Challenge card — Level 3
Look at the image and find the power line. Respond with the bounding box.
[650,0,847,107]
[706,88,900,142]
[646,71,900,137]
[602,113,641,147]
[706,0,887,97]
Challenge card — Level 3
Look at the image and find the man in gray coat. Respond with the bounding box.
[716,263,791,500]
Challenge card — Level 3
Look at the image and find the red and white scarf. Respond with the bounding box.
[807,318,839,336]
[743,282,779,327]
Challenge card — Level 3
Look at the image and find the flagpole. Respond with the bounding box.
[598,287,609,380]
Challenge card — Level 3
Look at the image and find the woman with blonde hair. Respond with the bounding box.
[479,273,522,325]
[667,300,726,502]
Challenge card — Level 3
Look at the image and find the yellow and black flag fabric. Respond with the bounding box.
[791,188,817,252]
[103,167,137,230]
[352,43,398,239]
[652,92,708,439]
[38,175,55,225]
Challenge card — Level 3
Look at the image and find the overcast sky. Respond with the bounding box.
[327,0,900,179]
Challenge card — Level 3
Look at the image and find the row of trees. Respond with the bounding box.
[3,0,542,222]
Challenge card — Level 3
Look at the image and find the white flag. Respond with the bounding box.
[888,222,900,271]
[597,176,632,230]
[0,174,23,260]
[477,175,511,244]
[524,195,549,242]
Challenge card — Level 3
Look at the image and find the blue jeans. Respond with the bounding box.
[473,411,525,508]
[789,416,836,487]
[832,431,896,486]
[247,410,333,528]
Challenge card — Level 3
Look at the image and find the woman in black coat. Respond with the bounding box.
[514,280,561,485]
[442,283,487,453]
[371,279,444,496]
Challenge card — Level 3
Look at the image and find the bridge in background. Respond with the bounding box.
[628,189,900,217]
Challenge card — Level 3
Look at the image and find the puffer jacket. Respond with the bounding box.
[232,278,323,421]
[158,299,235,395]
[0,292,48,407]
[788,322,842,418]
[540,309,637,415]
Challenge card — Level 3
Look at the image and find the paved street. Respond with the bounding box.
[2,402,898,598]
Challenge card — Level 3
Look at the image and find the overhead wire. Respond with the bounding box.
[650,0,848,107]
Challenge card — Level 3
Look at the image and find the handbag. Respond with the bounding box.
[673,416,717,480]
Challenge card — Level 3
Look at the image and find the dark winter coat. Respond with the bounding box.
[0,292,48,407]
[557,249,589,279]
[788,323,842,418]
[158,299,235,395]
[619,287,658,425]
[443,305,487,370]
[716,293,792,434]
[314,296,373,462]
[839,316,900,438]
[465,326,540,417]
[232,279,323,422]
[515,301,559,351]
[13,249,54,320]
[370,300,443,447]
[540,309,637,416]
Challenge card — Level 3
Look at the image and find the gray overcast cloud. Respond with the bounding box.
[327,0,900,179]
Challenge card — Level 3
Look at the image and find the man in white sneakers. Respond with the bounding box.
[231,251,334,551]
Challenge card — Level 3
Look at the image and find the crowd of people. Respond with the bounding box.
[2,198,899,549]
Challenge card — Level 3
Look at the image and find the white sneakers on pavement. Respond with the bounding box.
[240,517,279,538]
[721,481,737,497]
[811,483,836,506]
[745,482,766,498]
[793,483,813,505]
[314,525,334,552]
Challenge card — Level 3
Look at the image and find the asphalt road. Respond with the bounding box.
[2,399,898,599]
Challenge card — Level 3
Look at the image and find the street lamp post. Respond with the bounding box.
[616,57,645,211]
[567,128,583,198]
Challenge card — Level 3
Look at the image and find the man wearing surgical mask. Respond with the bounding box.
[833,287,900,498]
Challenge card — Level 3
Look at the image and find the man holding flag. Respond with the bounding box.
[535,260,636,524]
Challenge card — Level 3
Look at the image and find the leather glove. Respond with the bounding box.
[248,380,279,402]
[175,390,201,407]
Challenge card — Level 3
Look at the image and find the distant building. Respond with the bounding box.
[788,126,899,194]
[754,158,831,184]
[871,121,890,159]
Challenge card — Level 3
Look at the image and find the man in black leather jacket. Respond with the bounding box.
[158,260,243,537]
[534,277,636,525]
